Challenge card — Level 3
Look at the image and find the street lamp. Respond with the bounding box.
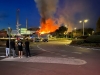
[38,26,41,38]
[74,27,77,36]
[92,31,94,35]
[79,19,88,36]
[7,27,12,57]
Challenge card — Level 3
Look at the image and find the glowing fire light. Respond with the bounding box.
[39,18,58,34]
[40,31,45,34]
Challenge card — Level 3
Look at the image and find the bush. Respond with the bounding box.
[85,35,100,43]
[77,35,89,39]
[70,39,85,45]
[94,32,100,35]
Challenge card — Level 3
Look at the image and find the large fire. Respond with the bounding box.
[39,18,59,34]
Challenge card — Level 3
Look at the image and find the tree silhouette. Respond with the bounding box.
[54,26,68,37]
[96,17,100,32]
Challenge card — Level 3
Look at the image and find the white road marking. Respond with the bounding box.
[0,56,87,65]
[67,57,75,59]
[91,48,100,51]
[37,45,68,56]
[72,52,82,54]
[86,48,90,49]
[37,45,47,52]
[0,56,6,57]
[61,55,67,57]
[65,45,100,51]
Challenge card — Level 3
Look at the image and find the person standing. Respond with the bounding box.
[17,39,23,58]
[10,39,16,58]
[5,40,9,57]
[25,38,31,57]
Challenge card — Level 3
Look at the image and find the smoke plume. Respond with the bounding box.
[34,0,98,32]
[56,0,94,32]
[34,0,59,23]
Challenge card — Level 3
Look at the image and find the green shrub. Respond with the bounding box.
[77,35,89,39]
[85,35,100,43]
[70,39,84,45]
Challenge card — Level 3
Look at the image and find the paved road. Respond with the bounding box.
[0,40,100,75]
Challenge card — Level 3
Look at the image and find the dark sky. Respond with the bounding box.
[0,0,100,31]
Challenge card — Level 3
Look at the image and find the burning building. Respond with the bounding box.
[35,0,59,34]
[39,18,58,34]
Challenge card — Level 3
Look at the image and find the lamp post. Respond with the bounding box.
[8,27,12,57]
[92,31,94,35]
[74,27,77,37]
[79,19,88,36]
[38,26,41,38]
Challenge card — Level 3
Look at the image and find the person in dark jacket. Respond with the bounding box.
[5,40,9,57]
[10,39,16,58]
[25,38,31,57]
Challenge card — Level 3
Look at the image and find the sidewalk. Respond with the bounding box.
[0,56,87,65]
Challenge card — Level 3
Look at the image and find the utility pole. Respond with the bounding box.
[26,18,28,29]
[7,27,12,57]
[16,9,21,35]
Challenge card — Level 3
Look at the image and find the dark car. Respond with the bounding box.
[42,38,48,42]
[35,38,41,42]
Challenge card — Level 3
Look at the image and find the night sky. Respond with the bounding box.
[0,0,100,31]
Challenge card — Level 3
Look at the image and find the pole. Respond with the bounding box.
[83,22,84,36]
[75,29,76,36]
[9,30,11,57]
[26,18,28,29]
[8,27,12,57]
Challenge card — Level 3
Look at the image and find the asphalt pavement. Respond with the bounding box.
[0,41,100,75]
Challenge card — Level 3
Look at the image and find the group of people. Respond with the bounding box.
[5,38,31,58]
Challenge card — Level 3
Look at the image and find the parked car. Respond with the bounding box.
[34,37,41,42]
[42,38,48,42]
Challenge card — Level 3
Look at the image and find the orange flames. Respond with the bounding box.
[39,18,59,34]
